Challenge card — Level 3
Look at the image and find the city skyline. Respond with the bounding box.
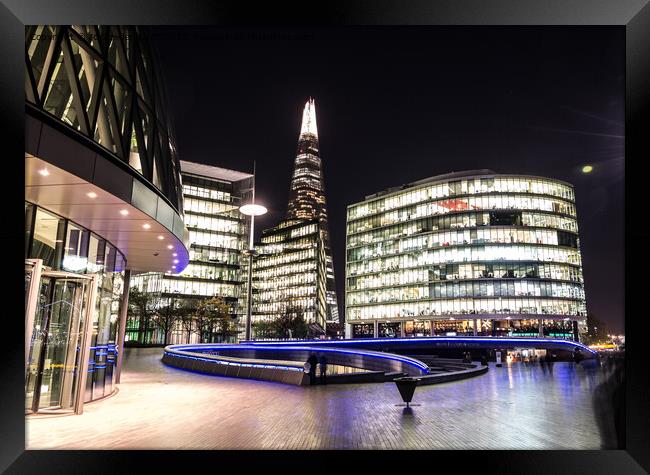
[150,26,624,332]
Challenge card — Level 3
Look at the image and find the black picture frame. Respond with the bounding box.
[2,0,648,472]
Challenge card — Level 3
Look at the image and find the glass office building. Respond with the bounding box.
[252,98,336,335]
[253,219,328,333]
[129,161,253,343]
[25,26,189,414]
[345,170,587,340]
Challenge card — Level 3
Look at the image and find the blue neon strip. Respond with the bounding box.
[163,351,303,372]
[167,344,430,373]
[237,336,597,355]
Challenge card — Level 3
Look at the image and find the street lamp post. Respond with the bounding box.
[239,202,267,341]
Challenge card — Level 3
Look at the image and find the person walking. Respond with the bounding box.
[319,355,328,385]
[545,352,554,374]
[307,353,318,385]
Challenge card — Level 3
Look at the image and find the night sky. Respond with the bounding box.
[149,27,624,333]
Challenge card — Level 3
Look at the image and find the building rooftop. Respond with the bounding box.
[365,169,497,200]
[361,169,573,202]
[180,160,253,183]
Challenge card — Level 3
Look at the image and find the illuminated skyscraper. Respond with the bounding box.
[285,98,338,323]
[252,98,339,337]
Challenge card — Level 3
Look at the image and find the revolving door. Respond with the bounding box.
[25,259,98,414]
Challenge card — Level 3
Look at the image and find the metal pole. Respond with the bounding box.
[245,162,256,341]
[115,269,131,384]
[25,259,43,370]
[245,246,254,341]
[75,274,99,415]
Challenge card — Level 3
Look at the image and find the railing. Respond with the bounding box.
[162,343,431,385]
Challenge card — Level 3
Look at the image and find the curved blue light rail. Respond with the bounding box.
[166,343,431,374]
[239,336,598,356]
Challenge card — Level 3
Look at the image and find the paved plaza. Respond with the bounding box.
[26,348,615,450]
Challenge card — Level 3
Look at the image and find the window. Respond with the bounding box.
[31,207,65,268]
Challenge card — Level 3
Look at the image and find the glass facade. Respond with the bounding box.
[250,98,337,334]
[345,171,587,341]
[284,98,338,323]
[25,25,184,213]
[129,164,252,343]
[25,25,186,415]
[25,202,126,411]
[252,219,328,333]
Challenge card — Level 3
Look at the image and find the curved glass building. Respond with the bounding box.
[345,170,587,341]
[25,26,189,414]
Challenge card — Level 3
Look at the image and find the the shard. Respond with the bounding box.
[251,98,339,338]
[286,98,339,323]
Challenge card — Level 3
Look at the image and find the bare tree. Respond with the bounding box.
[272,306,309,339]
[153,297,181,346]
[178,299,198,344]
[127,288,157,344]
[195,296,236,343]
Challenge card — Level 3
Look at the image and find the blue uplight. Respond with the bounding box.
[237,336,597,355]
[167,343,430,374]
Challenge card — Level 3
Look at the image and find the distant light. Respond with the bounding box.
[38,168,50,176]
[173,259,179,264]
[120,209,129,216]
[158,235,164,240]
[582,165,593,173]
[172,265,176,269]
[172,253,178,257]
[87,192,97,199]
[167,245,174,250]
[142,223,151,229]
[239,203,268,216]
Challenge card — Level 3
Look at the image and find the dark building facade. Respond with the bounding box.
[252,98,338,336]
[25,26,189,414]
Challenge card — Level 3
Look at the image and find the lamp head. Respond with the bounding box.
[239,203,268,216]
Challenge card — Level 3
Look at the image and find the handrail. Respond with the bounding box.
[165,343,431,376]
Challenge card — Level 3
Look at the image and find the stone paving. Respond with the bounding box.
[26,347,612,450]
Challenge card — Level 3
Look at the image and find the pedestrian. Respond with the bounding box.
[545,352,554,374]
[307,353,318,385]
[303,360,312,380]
[319,355,328,385]
[573,348,584,365]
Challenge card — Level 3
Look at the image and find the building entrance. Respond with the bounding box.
[25,260,97,414]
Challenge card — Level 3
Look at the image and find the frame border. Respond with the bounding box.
[2,0,648,472]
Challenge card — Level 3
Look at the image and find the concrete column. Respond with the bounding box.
[538,318,544,338]
[430,320,435,336]
[345,323,352,339]
[115,269,131,384]
[373,320,378,338]
[400,321,405,338]
[473,318,478,336]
